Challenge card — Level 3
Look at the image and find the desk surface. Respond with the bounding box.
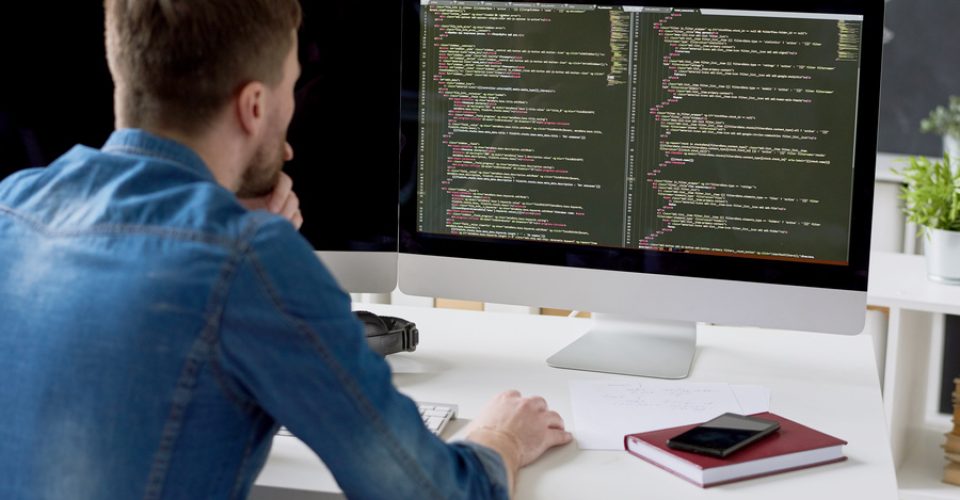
[255,304,897,499]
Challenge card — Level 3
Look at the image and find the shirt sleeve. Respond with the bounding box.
[215,217,509,499]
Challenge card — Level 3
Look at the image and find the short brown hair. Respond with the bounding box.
[105,0,302,134]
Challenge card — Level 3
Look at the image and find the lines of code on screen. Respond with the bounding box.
[417,3,863,264]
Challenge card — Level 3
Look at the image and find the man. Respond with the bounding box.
[0,1,571,498]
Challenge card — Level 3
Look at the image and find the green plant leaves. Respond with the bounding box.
[894,154,960,234]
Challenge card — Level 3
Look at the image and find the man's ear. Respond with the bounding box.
[235,81,267,137]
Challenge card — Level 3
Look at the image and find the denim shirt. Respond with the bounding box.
[0,130,508,500]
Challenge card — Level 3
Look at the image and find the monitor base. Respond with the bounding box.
[546,315,697,379]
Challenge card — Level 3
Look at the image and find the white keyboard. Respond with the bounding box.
[276,401,457,438]
[418,401,458,436]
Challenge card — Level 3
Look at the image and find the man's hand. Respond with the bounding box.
[463,390,573,492]
[238,172,303,230]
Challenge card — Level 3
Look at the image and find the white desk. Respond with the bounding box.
[253,304,897,499]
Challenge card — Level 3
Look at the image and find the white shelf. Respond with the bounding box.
[898,425,960,500]
[868,251,960,500]
[875,152,938,184]
[869,252,960,316]
[876,152,908,183]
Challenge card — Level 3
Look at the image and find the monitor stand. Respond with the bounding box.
[546,314,697,379]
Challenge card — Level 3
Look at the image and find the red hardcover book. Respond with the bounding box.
[624,412,847,487]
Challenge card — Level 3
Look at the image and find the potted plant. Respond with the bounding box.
[921,96,960,170]
[896,155,960,284]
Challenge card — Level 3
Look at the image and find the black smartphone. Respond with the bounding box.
[666,413,780,458]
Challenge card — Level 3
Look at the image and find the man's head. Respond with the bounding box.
[105,0,302,196]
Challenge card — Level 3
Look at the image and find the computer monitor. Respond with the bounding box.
[0,2,399,294]
[398,0,882,378]
[286,2,400,292]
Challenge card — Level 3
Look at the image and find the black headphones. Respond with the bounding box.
[356,310,419,356]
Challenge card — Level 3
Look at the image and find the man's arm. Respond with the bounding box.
[215,217,569,498]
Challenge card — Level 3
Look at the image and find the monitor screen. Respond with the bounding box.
[417,5,861,263]
[399,0,882,377]
[400,0,879,292]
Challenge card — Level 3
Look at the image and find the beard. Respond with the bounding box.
[236,132,286,198]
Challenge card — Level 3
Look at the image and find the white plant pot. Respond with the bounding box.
[946,135,960,172]
[926,227,960,285]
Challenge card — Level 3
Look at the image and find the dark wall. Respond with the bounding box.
[0,3,401,253]
[878,0,960,156]
[0,5,114,178]
[942,316,960,414]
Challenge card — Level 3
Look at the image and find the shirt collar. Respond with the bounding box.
[101,129,217,183]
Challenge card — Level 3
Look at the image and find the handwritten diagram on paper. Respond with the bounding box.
[570,380,770,450]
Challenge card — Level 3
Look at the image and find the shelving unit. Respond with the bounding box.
[868,252,960,500]
[899,425,959,500]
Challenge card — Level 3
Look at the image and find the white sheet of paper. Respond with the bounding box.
[731,384,771,415]
[569,380,769,450]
